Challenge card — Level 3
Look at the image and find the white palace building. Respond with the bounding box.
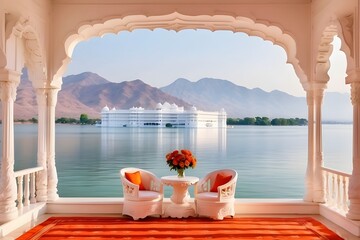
[100,102,227,128]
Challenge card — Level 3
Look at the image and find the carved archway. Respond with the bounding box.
[314,25,338,84]
[56,13,306,88]
[4,17,47,88]
[314,18,352,86]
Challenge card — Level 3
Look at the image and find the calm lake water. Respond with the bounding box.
[9,124,352,198]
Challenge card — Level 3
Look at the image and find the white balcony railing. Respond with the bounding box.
[14,167,44,209]
[322,167,351,214]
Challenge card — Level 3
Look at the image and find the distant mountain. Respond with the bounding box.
[12,71,191,119]
[160,78,307,119]
[13,70,38,119]
[63,77,191,112]
[160,77,352,122]
[8,72,353,122]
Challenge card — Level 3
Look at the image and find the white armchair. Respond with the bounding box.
[195,169,238,220]
[120,167,163,220]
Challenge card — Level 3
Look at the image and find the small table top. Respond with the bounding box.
[161,175,199,185]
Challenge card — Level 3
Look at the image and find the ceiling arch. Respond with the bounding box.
[5,17,47,88]
[314,24,338,85]
[314,16,356,88]
[59,12,306,86]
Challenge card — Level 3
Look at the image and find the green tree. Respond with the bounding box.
[80,114,89,124]
[255,117,270,125]
[243,117,256,125]
[29,117,38,124]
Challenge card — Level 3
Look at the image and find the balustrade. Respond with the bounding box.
[322,167,351,214]
[14,167,44,208]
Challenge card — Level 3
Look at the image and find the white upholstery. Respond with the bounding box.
[120,167,163,220]
[194,169,238,220]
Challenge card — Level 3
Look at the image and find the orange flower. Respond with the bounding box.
[191,158,197,168]
[165,149,197,172]
[181,149,190,155]
[174,154,183,162]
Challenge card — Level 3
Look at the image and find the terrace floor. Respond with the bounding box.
[3,213,360,239]
[2,198,360,239]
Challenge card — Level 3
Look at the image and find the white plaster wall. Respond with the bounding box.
[1,0,51,86]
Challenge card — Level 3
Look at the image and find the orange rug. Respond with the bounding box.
[17,217,344,240]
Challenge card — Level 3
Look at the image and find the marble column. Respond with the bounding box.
[304,89,315,202]
[35,89,48,202]
[347,81,360,220]
[46,88,60,201]
[313,87,325,203]
[0,69,20,222]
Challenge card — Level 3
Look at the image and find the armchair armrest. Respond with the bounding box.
[149,176,163,194]
[217,179,236,201]
[121,177,140,200]
[195,176,211,194]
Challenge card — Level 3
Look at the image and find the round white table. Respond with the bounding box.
[161,175,199,218]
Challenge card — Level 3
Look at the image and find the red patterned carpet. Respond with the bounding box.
[17,216,344,240]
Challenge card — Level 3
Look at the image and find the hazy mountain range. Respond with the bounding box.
[11,71,352,122]
[160,78,352,122]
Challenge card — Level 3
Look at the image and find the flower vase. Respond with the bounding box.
[177,168,185,178]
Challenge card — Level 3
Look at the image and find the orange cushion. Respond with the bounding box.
[210,173,232,192]
[125,171,145,190]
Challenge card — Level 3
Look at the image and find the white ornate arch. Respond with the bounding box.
[314,24,338,84]
[56,12,306,87]
[4,17,47,88]
[314,17,354,85]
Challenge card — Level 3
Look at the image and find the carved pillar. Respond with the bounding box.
[0,9,6,68]
[35,89,48,202]
[347,81,360,220]
[0,69,20,222]
[304,89,315,202]
[313,86,326,203]
[46,88,59,201]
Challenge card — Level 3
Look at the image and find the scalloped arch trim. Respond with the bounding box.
[63,12,306,83]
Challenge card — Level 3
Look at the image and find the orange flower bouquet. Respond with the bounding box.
[165,149,197,177]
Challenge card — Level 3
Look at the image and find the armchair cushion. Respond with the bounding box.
[210,173,232,192]
[137,191,162,201]
[196,191,218,200]
[125,171,145,190]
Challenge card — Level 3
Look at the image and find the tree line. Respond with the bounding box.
[55,114,100,125]
[12,114,307,126]
[12,114,100,125]
[227,117,308,126]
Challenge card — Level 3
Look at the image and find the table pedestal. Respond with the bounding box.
[161,175,199,218]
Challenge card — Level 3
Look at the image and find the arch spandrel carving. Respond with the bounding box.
[338,14,354,58]
[4,16,48,89]
[312,23,341,86]
[56,12,307,89]
[331,17,356,82]
[313,18,357,87]
[0,10,6,68]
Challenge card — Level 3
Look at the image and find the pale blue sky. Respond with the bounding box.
[65,29,348,97]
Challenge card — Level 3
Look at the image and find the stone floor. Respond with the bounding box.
[3,214,360,239]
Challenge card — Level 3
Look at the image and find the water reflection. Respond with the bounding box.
[100,127,227,164]
[5,124,352,198]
